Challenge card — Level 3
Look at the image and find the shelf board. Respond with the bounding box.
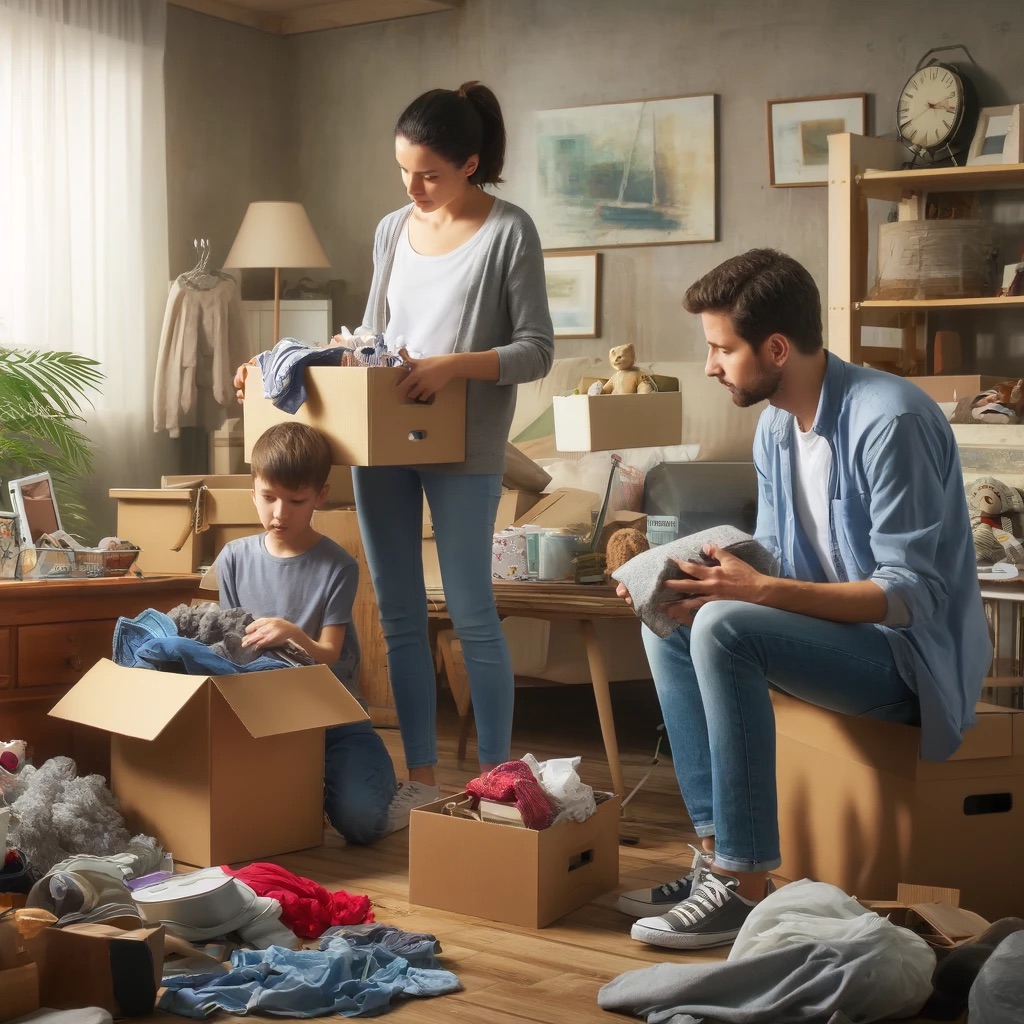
[857,296,1024,311]
[856,163,1024,200]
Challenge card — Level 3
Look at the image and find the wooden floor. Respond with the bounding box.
[147,681,951,1023]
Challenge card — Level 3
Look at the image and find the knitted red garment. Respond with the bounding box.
[222,862,373,939]
[466,760,557,830]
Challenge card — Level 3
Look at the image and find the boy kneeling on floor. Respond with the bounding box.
[214,421,410,843]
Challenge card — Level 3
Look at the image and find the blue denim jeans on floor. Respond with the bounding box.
[352,467,511,769]
[324,720,397,845]
[642,601,920,873]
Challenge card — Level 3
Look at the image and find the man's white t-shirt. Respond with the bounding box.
[792,422,841,583]
[384,205,498,358]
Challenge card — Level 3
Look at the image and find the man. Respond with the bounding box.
[616,249,990,950]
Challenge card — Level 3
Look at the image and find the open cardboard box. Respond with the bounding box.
[908,374,1006,404]
[774,692,1024,919]
[48,660,366,867]
[244,365,467,466]
[409,792,621,928]
[860,883,990,949]
[552,374,682,453]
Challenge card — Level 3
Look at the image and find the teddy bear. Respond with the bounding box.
[965,476,1024,564]
[588,344,656,396]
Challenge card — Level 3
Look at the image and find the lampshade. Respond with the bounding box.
[224,201,330,270]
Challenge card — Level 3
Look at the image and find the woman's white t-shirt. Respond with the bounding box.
[384,204,499,358]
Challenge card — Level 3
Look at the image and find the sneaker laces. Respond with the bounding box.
[668,869,736,925]
[388,782,436,811]
[656,845,710,898]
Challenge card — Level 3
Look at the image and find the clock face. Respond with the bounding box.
[897,65,964,150]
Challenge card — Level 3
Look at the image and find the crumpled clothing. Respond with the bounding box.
[128,636,288,676]
[319,923,441,959]
[112,608,179,666]
[158,931,461,1018]
[222,863,373,940]
[255,340,346,414]
[169,603,267,666]
[466,759,556,830]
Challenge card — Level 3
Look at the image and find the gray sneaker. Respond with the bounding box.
[616,845,710,918]
[385,781,441,835]
[630,867,757,949]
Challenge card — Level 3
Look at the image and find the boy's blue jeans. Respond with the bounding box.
[324,720,397,845]
[642,600,920,873]
[352,466,512,769]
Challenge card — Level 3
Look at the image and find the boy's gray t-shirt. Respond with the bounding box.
[214,533,361,697]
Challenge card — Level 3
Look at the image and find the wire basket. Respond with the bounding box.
[16,546,142,580]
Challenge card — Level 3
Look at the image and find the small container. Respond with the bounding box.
[537,531,584,582]
[16,545,141,580]
[0,512,19,580]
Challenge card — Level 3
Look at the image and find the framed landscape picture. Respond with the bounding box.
[533,94,717,249]
[544,252,600,339]
[767,93,868,186]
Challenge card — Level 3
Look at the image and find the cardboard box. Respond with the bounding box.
[909,374,1005,404]
[860,883,990,948]
[773,693,1024,919]
[243,365,467,466]
[409,793,621,927]
[598,511,648,552]
[422,488,543,539]
[38,923,164,1016]
[48,660,366,867]
[553,391,682,453]
[0,965,38,1023]
[513,488,600,531]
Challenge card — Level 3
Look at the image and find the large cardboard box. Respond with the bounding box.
[908,374,1005,404]
[553,391,682,453]
[774,693,1024,919]
[243,365,467,466]
[49,660,366,867]
[409,793,620,927]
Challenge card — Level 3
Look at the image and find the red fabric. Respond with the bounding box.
[466,759,556,830]
[222,862,373,939]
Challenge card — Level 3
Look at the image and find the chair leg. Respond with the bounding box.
[436,629,475,765]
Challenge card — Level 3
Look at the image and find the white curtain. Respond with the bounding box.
[0,0,174,532]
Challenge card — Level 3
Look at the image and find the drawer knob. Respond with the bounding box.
[67,653,84,673]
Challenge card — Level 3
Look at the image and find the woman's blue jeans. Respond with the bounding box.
[352,466,512,769]
[642,600,919,873]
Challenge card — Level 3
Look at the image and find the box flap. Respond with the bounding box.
[212,664,367,738]
[48,660,208,740]
[108,488,193,503]
[513,488,599,529]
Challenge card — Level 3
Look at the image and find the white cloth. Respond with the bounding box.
[384,208,497,358]
[792,424,840,583]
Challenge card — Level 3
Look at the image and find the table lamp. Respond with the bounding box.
[224,201,330,345]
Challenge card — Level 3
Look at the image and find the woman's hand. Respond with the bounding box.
[233,362,250,404]
[397,349,458,401]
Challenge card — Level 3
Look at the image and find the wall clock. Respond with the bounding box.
[897,44,980,165]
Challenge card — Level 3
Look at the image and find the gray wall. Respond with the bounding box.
[165,0,1024,361]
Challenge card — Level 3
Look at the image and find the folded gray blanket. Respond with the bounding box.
[611,525,779,637]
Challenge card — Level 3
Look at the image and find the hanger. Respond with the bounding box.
[178,238,234,291]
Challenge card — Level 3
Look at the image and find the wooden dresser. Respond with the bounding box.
[0,574,201,775]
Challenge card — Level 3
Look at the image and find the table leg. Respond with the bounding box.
[578,618,625,800]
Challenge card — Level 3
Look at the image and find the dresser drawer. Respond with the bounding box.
[0,628,12,688]
[17,620,116,688]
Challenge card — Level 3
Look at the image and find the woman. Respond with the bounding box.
[240,82,553,825]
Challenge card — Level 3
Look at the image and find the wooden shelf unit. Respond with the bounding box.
[828,133,1024,367]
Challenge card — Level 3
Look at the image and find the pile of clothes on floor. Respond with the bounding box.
[0,752,462,1021]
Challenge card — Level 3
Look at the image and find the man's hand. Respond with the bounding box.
[615,582,632,606]
[233,362,249,404]
[242,617,302,651]
[616,579,707,627]
[397,349,457,401]
[665,544,768,606]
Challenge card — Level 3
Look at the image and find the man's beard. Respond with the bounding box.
[727,365,782,407]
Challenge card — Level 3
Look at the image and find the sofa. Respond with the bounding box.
[501,355,763,686]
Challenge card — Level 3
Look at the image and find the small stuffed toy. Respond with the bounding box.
[605,528,650,575]
[965,476,1024,564]
[588,344,656,396]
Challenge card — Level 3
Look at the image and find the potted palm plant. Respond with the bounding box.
[0,347,104,539]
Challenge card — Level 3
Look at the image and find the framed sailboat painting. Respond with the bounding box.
[533,94,716,250]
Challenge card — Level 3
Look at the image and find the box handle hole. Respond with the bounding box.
[408,430,427,442]
[403,394,435,407]
[568,849,594,873]
[963,792,1012,816]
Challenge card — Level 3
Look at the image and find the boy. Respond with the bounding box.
[214,421,405,843]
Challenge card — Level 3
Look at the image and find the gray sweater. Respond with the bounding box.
[361,198,554,475]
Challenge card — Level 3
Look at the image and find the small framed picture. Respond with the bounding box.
[767,93,868,187]
[1000,261,1024,297]
[967,105,1024,166]
[543,252,601,339]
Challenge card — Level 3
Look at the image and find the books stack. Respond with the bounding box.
[477,798,526,828]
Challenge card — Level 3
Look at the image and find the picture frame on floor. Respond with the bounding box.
[543,252,601,339]
[767,93,868,187]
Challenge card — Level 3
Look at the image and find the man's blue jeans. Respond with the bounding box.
[353,466,512,769]
[642,601,920,873]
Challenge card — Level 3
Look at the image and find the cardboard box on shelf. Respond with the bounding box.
[162,467,355,507]
[48,660,366,867]
[909,375,1006,404]
[774,693,1024,920]
[243,366,467,467]
[553,376,682,453]
[409,792,620,928]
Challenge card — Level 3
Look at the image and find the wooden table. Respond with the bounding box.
[427,581,638,798]
[0,574,201,774]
